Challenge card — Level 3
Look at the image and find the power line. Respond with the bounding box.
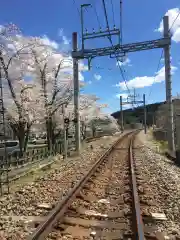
[147,49,164,102]
[120,0,123,44]
[169,9,180,32]
[147,10,179,102]
[92,0,101,29]
[102,0,110,29]
[72,0,81,20]
[110,0,115,27]
[101,0,131,96]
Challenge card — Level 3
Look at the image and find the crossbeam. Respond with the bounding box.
[83,29,120,40]
[122,101,144,105]
[72,38,170,59]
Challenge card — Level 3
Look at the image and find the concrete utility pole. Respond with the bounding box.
[143,94,147,134]
[120,95,124,133]
[163,16,175,152]
[72,32,81,154]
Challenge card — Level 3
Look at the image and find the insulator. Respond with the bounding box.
[92,28,95,33]
[113,25,116,30]
[99,27,102,33]
[85,29,88,35]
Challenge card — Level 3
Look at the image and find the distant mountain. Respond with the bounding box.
[111,102,163,126]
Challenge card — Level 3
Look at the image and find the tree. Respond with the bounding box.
[0,24,46,155]
[0,24,88,151]
[27,43,87,149]
[4,81,45,155]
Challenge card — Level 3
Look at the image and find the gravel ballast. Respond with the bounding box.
[0,134,122,239]
[134,131,180,238]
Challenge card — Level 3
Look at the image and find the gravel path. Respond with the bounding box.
[0,134,122,239]
[134,131,180,238]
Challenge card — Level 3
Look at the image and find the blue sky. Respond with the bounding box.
[0,0,180,113]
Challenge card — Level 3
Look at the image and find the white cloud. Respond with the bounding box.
[115,66,177,90]
[115,93,128,99]
[156,8,180,42]
[123,104,133,109]
[41,35,59,49]
[173,27,180,42]
[79,61,89,72]
[94,73,102,81]
[58,28,70,45]
[79,72,84,81]
[160,56,172,63]
[116,58,132,67]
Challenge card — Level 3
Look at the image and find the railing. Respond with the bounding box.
[0,131,117,170]
[0,142,63,169]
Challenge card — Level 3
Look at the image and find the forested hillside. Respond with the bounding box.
[111,102,163,126]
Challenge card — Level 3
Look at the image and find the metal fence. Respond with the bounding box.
[0,143,63,169]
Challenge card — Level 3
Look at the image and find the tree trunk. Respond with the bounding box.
[18,132,25,157]
[46,118,53,151]
[83,125,87,140]
[24,128,30,153]
[92,126,96,138]
[9,122,26,157]
[81,122,86,140]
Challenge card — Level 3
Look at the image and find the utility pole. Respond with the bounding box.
[72,32,81,154]
[143,94,147,134]
[120,95,123,133]
[163,16,175,153]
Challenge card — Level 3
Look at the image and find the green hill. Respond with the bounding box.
[111,102,163,126]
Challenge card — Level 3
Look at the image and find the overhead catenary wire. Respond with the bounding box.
[72,0,81,20]
[147,50,164,102]
[92,0,101,30]
[120,0,123,44]
[101,0,133,108]
[147,9,179,103]
[110,0,116,27]
[169,9,180,32]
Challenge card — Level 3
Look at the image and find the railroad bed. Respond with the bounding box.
[25,131,166,240]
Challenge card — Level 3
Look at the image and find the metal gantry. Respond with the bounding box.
[72,38,170,59]
[0,68,9,195]
[72,12,175,153]
[120,91,147,134]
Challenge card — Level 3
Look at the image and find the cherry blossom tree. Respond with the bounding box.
[0,24,46,154]
[23,39,87,149]
[4,81,45,154]
[0,24,87,151]
[0,23,118,154]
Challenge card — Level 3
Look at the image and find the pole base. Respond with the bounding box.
[175,150,180,166]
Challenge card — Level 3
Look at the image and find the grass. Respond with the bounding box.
[154,140,168,153]
[8,156,62,193]
[148,129,168,153]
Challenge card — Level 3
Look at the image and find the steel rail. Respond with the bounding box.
[28,131,134,240]
[129,131,145,239]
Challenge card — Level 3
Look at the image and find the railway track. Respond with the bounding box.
[27,130,161,240]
